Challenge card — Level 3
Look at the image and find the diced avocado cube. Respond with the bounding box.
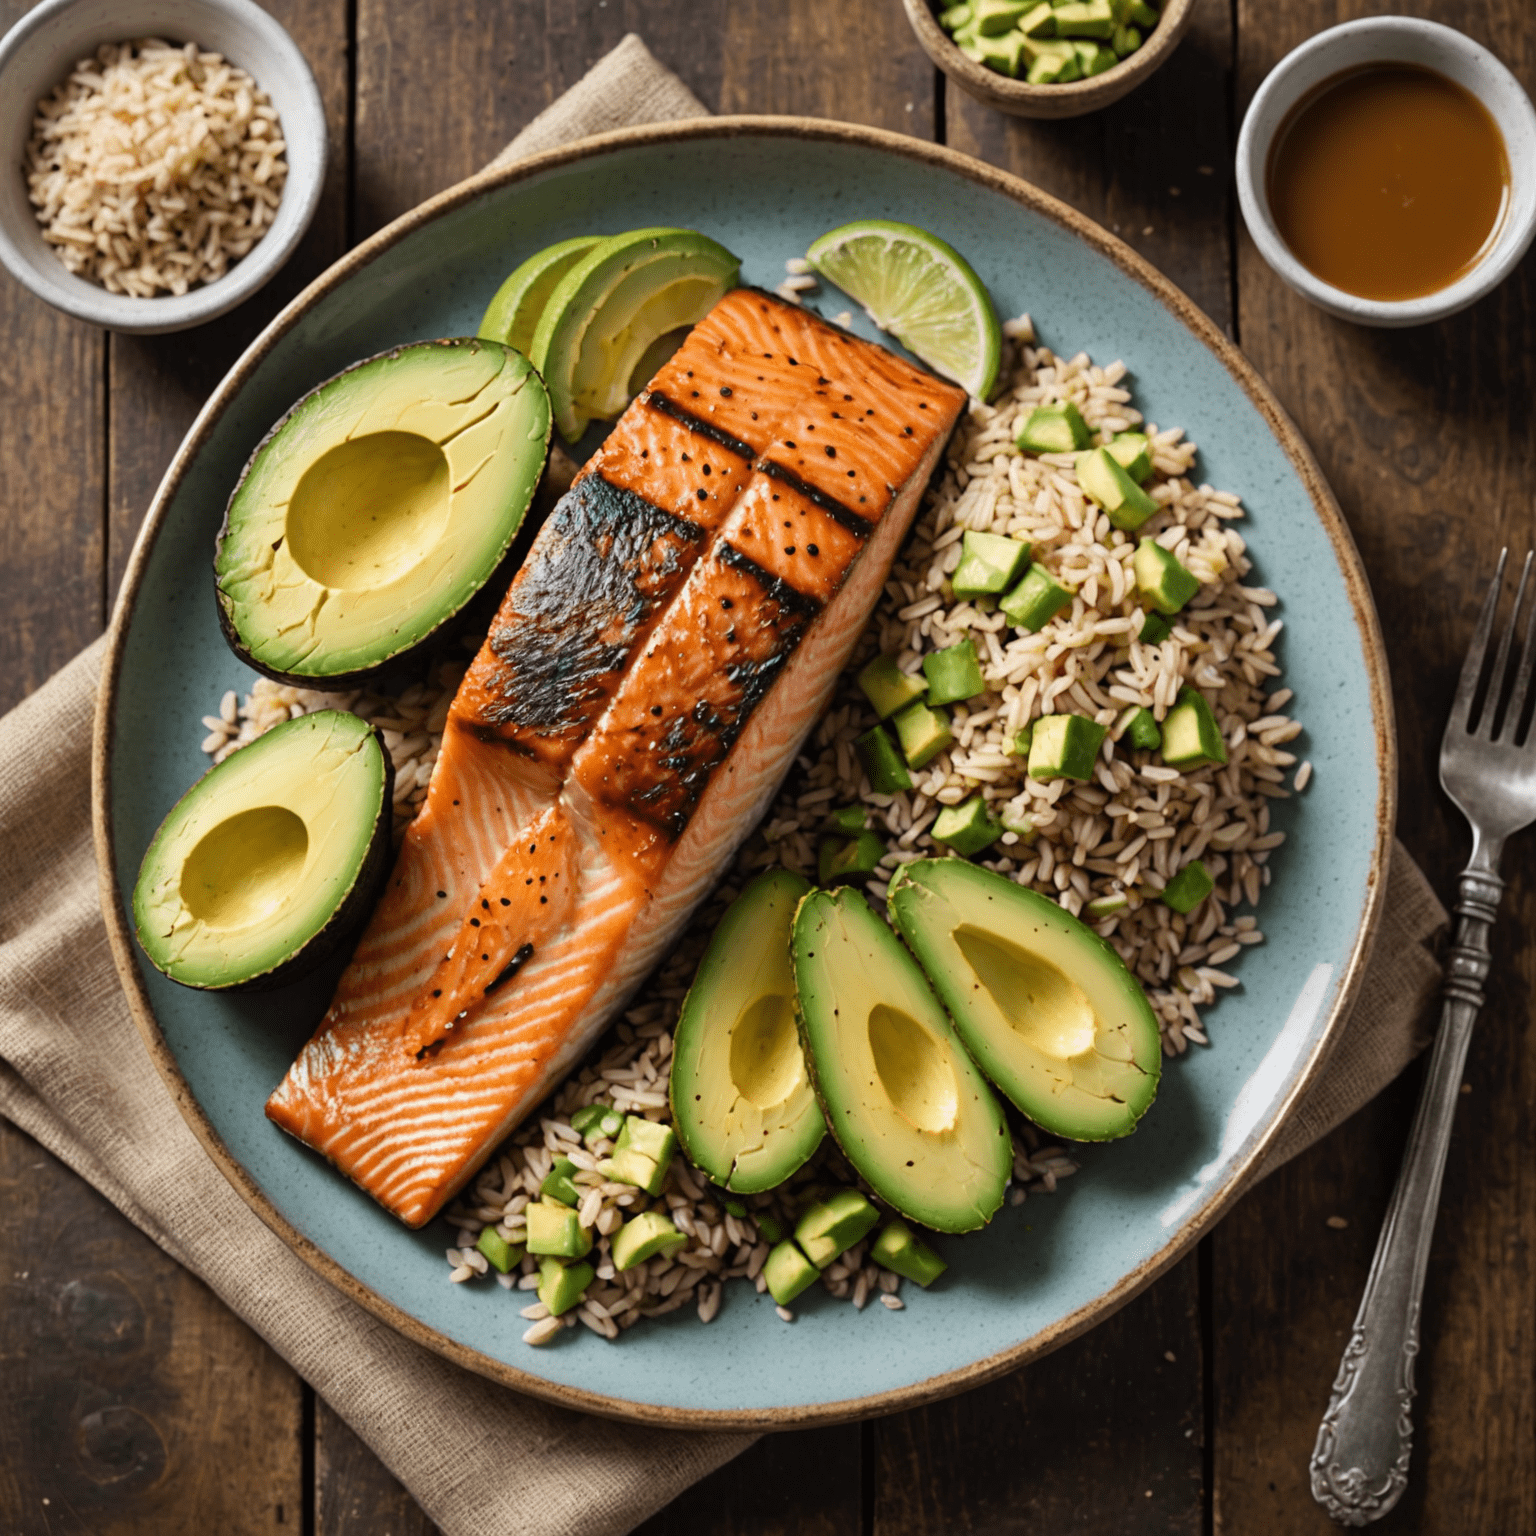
[939,1,974,27]
[1133,538,1201,614]
[1017,401,1091,454]
[1137,610,1171,645]
[954,20,981,48]
[819,831,887,885]
[1086,891,1130,919]
[1115,704,1162,751]
[1020,1,1056,35]
[1028,712,1108,781]
[537,1254,595,1316]
[951,531,1031,598]
[1001,565,1072,631]
[611,1210,689,1272]
[1112,22,1142,55]
[525,1200,592,1259]
[856,724,914,793]
[1162,858,1215,915]
[1074,39,1117,74]
[858,653,927,720]
[964,28,1027,74]
[540,1156,581,1207]
[476,1226,522,1273]
[1007,720,1034,756]
[1077,447,1160,531]
[723,1197,748,1218]
[597,1107,625,1140]
[1027,43,1083,82]
[870,1219,948,1287]
[922,638,987,705]
[795,1189,881,1269]
[1054,0,1116,37]
[612,1115,678,1195]
[570,1104,606,1137]
[1107,432,1153,483]
[973,0,1032,33]
[825,804,868,836]
[893,701,955,769]
[756,1213,785,1245]
[764,1240,820,1305]
[1160,686,1228,768]
[931,797,1004,857]
[1128,0,1159,24]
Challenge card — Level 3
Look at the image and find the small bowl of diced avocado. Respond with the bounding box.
[900,0,1198,118]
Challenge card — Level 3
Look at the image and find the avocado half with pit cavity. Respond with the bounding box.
[670,869,825,1193]
[132,711,393,992]
[531,227,740,441]
[791,885,1011,1233]
[888,859,1161,1142]
[214,338,551,687]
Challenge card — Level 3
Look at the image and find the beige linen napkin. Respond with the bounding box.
[0,34,1447,1536]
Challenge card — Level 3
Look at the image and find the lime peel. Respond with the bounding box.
[806,219,1001,400]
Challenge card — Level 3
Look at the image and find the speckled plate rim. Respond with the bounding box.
[92,115,1396,1432]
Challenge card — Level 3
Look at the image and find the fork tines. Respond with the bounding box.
[1453,548,1536,744]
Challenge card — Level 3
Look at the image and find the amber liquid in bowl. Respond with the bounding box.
[1266,63,1510,303]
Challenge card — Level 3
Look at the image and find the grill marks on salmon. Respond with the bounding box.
[267,289,966,1226]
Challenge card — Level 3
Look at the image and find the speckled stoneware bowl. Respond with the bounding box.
[94,118,1393,1430]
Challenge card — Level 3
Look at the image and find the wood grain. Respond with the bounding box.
[316,1400,435,1536]
[1213,2,1536,1529]
[0,1128,303,1534]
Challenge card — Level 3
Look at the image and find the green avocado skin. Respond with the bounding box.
[133,712,394,993]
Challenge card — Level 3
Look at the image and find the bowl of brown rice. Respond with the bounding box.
[0,0,326,334]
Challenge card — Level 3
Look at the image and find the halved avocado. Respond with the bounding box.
[477,235,602,355]
[791,886,1011,1233]
[888,859,1160,1141]
[133,711,392,991]
[670,870,825,1193]
[214,338,551,686]
[530,227,740,441]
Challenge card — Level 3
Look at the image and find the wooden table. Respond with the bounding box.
[2,2,1532,1530]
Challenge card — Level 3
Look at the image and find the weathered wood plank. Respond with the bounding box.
[316,1398,436,1536]
[1215,2,1536,1528]
[874,1253,1205,1533]
[946,1,1235,333]
[0,1125,304,1534]
[107,0,354,600]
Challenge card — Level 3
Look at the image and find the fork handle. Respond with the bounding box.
[1308,864,1501,1526]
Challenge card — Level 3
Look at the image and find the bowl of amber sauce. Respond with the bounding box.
[1235,17,1536,327]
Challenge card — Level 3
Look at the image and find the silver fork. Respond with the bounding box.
[1310,549,1536,1526]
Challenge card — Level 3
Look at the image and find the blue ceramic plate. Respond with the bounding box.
[95,119,1394,1429]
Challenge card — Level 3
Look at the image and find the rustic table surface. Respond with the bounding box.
[2,1,1532,1531]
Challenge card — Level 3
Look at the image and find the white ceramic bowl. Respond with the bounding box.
[1235,17,1536,328]
[0,0,326,334]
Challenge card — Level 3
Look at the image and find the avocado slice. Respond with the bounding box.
[133,711,391,992]
[791,886,1011,1233]
[1026,38,1082,81]
[1000,565,1072,632]
[1028,712,1107,781]
[1076,446,1160,532]
[611,1210,688,1271]
[931,797,1004,857]
[1115,705,1162,751]
[539,1157,581,1207]
[819,832,887,885]
[795,1189,881,1268]
[825,805,869,837]
[476,1227,522,1273]
[215,340,549,687]
[670,870,826,1194]
[888,860,1161,1141]
[973,0,1032,32]
[1019,1,1057,36]
[1107,431,1153,483]
[857,653,927,720]
[1161,686,1228,768]
[478,235,602,356]
[599,1116,678,1195]
[531,227,740,441]
[525,1200,592,1259]
[537,1255,595,1316]
[1054,0,1116,36]
[922,639,986,705]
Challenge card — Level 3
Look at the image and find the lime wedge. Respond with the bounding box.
[807,219,1001,400]
[478,236,602,356]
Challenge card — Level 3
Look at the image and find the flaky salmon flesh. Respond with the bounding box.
[266,288,967,1227]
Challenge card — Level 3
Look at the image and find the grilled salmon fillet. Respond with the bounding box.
[267,289,967,1226]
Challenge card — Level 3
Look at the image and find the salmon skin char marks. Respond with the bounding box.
[265,288,967,1227]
